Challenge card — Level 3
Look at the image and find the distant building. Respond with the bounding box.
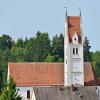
[7,11,99,100]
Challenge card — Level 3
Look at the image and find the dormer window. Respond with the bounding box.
[74,38,77,41]
[72,32,78,44]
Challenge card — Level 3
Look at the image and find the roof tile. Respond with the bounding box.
[67,16,82,43]
[8,62,97,86]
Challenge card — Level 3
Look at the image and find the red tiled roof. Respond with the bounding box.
[84,62,96,86]
[8,62,96,86]
[8,62,64,86]
[84,62,100,86]
[67,16,82,43]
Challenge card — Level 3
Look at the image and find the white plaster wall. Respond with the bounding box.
[16,86,34,100]
[96,86,100,100]
[64,43,70,86]
[70,60,81,72]
[64,43,84,86]
[71,74,81,85]
[66,44,84,87]
[64,20,69,87]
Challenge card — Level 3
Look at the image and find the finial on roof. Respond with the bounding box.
[64,6,67,18]
[79,8,82,17]
[79,8,82,23]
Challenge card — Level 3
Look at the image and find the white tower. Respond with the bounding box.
[64,10,84,87]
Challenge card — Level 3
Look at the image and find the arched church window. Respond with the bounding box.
[76,48,78,55]
[73,48,75,55]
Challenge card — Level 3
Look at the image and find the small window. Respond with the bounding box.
[75,66,76,70]
[17,88,20,91]
[27,90,30,99]
[74,38,77,41]
[66,60,67,64]
[73,48,75,55]
[76,48,78,55]
[75,78,76,80]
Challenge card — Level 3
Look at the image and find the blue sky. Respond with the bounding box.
[0,0,100,51]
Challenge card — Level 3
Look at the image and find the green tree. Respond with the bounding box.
[58,33,64,57]
[0,34,13,50]
[0,77,22,100]
[16,38,24,48]
[92,51,100,79]
[0,50,10,84]
[34,31,51,61]
[83,36,92,62]
[92,51,100,64]
[45,54,56,62]
[58,57,64,62]
[0,66,3,91]
[52,35,59,56]
[40,32,51,61]
[51,33,64,61]
[9,47,28,62]
[24,37,36,61]
[23,37,28,48]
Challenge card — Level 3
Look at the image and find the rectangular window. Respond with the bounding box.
[73,76,80,85]
[73,48,75,55]
[27,90,30,99]
[66,60,67,64]
[76,48,78,55]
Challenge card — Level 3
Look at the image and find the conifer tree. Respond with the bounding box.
[0,77,22,100]
[83,36,92,62]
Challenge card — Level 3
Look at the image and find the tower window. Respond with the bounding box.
[76,48,78,55]
[75,66,76,70]
[74,38,77,41]
[73,48,75,55]
[66,60,67,64]
[27,90,30,99]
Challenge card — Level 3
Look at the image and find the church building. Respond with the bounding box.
[7,11,98,100]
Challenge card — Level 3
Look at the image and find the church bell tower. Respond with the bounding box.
[64,10,84,87]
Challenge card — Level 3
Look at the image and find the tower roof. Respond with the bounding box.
[67,16,82,43]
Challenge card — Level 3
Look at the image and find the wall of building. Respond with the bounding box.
[16,86,35,100]
[64,35,84,87]
[96,86,100,100]
[69,44,84,86]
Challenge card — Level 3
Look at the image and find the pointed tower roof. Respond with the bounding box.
[67,16,82,43]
